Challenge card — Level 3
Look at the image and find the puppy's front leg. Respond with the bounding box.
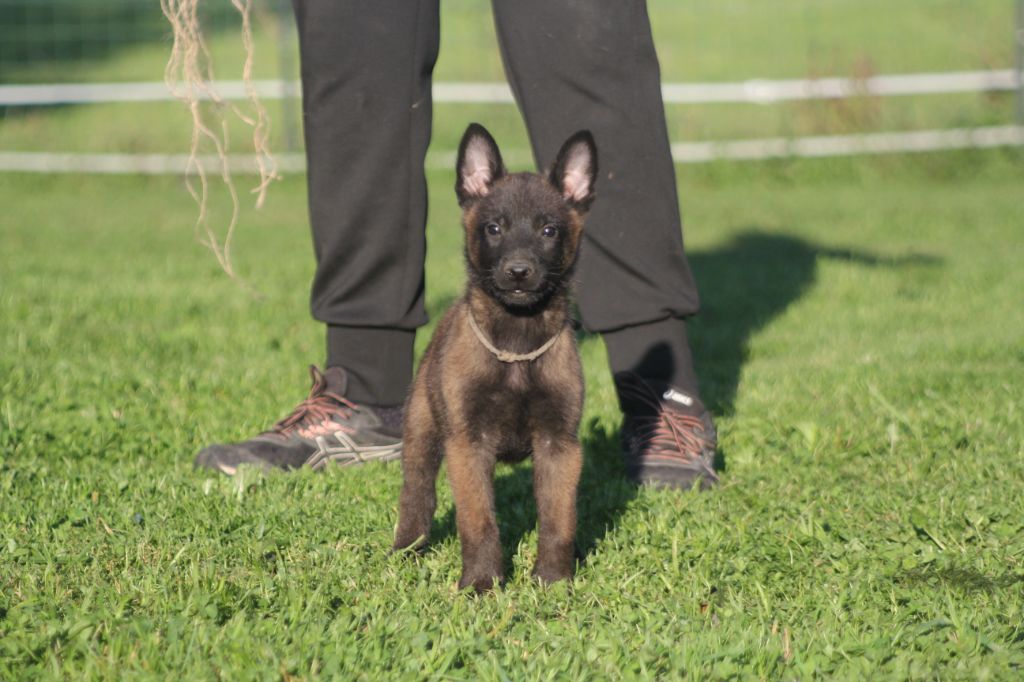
[532,435,582,584]
[393,442,441,552]
[446,433,502,593]
[393,384,442,551]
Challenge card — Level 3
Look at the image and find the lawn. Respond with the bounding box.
[2,0,1024,678]
[2,151,1023,677]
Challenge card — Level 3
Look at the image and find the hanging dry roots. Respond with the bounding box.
[160,0,278,279]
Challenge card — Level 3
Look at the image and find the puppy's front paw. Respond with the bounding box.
[458,570,502,595]
[532,557,574,586]
[392,529,429,554]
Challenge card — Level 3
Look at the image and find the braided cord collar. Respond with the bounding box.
[467,310,563,363]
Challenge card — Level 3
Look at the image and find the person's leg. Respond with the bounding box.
[294,0,440,407]
[490,0,699,392]
[195,1,440,474]
[491,0,716,488]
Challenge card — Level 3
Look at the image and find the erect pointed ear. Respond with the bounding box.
[455,123,506,206]
[549,131,597,212]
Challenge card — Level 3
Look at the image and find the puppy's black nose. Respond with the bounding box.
[506,263,533,282]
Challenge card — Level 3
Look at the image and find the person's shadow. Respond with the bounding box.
[425,229,939,581]
[686,230,938,417]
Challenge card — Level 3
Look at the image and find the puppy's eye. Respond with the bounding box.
[542,224,558,238]
[485,222,501,236]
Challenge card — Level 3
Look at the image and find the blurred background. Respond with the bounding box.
[1,0,1021,170]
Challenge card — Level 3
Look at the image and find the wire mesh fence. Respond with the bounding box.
[0,0,1021,171]
[0,0,248,83]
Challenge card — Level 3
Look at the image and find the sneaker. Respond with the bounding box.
[194,365,403,474]
[614,371,719,490]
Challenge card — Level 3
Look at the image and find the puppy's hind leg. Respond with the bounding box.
[446,434,502,594]
[532,436,582,584]
[393,387,442,552]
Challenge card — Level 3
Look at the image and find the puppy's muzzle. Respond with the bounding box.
[505,262,534,283]
[497,258,543,293]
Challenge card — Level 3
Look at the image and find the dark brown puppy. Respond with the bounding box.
[393,123,597,593]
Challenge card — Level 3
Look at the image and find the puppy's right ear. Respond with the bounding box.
[456,123,505,206]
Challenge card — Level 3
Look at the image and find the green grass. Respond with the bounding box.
[2,155,1023,677]
[2,0,1024,678]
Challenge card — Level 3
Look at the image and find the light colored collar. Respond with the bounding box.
[467,310,563,363]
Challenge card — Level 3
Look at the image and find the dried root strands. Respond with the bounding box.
[160,0,278,279]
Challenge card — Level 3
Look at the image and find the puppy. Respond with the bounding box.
[392,123,597,593]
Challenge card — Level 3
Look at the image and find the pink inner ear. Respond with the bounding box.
[462,166,492,198]
[562,166,591,202]
[462,140,494,198]
[560,143,593,202]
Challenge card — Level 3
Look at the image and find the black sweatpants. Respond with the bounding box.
[292,0,701,406]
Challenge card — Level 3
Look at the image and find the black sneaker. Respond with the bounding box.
[194,366,403,474]
[614,372,719,490]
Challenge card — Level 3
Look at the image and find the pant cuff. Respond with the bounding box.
[326,326,415,406]
[602,317,699,395]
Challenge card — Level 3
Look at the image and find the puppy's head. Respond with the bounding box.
[455,123,597,310]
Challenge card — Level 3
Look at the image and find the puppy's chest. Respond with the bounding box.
[465,362,555,420]
[461,363,568,450]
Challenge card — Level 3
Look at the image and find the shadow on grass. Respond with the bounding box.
[686,230,939,416]
[896,564,1024,593]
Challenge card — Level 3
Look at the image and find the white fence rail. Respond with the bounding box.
[2,126,1021,175]
[0,69,1017,107]
[2,69,1021,171]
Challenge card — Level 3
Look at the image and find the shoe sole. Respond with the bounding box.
[305,435,403,470]
[627,461,718,490]
[194,438,403,476]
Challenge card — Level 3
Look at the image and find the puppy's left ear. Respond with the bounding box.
[550,131,597,212]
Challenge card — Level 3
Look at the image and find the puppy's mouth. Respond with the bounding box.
[493,283,547,307]
[500,279,545,294]
[494,276,540,292]
[504,287,536,298]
